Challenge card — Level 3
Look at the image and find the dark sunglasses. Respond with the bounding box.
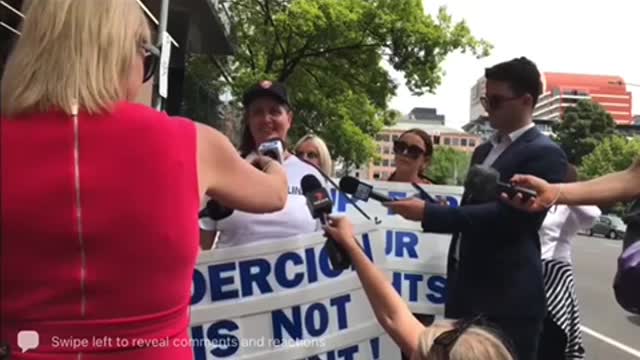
[296,151,319,160]
[140,43,160,83]
[393,140,425,159]
[426,315,486,359]
[480,95,521,111]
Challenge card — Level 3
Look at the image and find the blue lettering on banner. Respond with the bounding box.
[370,337,380,359]
[272,294,351,342]
[385,231,418,258]
[392,272,447,305]
[192,236,374,305]
[387,192,407,215]
[427,275,447,304]
[308,344,359,360]
[331,187,459,213]
[191,320,240,360]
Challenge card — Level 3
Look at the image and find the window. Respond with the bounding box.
[383,159,389,167]
[390,159,396,167]
[355,172,360,178]
[461,139,468,147]
[452,138,459,146]
[469,139,476,147]
[444,138,451,145]
[392,134,399,141]
[373,172,381,179]
[433,135,440,145]
[383,146,390,154]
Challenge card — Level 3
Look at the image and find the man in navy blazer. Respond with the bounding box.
[387,57,568,360]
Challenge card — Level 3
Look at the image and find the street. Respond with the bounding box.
[572,234,640,360]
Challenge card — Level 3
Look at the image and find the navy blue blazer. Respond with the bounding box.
[422,127,567,320]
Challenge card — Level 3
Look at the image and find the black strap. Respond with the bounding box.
[295,155,380,224]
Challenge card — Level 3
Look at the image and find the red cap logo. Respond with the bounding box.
[260,80,272,89]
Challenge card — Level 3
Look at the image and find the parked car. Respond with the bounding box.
[589,215,627,239]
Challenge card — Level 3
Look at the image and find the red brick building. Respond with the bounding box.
[534,73,633,125]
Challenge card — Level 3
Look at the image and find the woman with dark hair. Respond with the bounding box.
[388,128,435,184]
[200,81,324,249]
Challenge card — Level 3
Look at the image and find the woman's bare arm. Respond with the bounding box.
[197,124,288,213]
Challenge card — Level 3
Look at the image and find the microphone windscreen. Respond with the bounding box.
[339,176,360,195]
[301,174,323,195]
[464,165,499,202]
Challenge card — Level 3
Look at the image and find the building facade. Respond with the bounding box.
[463,116,555,142]
[534,73,633,125]
[361,107,480,180]
[1,0,233,116]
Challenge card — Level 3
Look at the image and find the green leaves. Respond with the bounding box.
[427,147,472,185]
[188,0,489,166]
[552,100,617,165]
[579,136,640,180]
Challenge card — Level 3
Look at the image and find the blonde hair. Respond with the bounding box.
[415,322,513,360]
[1,0,151,117]
[295,134,334,175]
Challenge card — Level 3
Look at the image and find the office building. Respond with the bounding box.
[360,107,480,180]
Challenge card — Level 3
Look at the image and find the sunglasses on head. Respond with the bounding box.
[426,315,486,360]
[480,95,522,111]
[393,140,425,159]
[140,43,160,83]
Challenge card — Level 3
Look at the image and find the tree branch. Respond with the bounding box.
[208,55,234,87]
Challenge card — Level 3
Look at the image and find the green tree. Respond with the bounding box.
[427,147,472,185]
[579,136,640,180]
[187,0,490,167]
[579,136,640,215]
[552,99,617,165]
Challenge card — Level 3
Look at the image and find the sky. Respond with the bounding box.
[389,0,640,130]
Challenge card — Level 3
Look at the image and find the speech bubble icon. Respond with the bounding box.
[17,330,39,353]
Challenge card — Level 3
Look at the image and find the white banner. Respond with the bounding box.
[190,182,465,359]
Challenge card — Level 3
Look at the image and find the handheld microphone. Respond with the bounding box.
[301,174,352,270]
[199,199,234,220]
[339,176,393,202]
[257,138,285,163]
[465,165,537,203]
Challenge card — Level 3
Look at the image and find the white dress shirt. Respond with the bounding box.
[452,122,536,261]
[482,122,535,166]
[539,205,601,263]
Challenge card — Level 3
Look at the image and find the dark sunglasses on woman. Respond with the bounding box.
[140,43,160,83]
[393,140,425,159]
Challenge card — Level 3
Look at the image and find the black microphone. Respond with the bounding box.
[199,199,234,220]
[301,174,352,270]
[339,176,393,203]
[465,165,537,203]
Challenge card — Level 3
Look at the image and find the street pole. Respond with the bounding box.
[153,0,170,111]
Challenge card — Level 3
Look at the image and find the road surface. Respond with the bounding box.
[573,234,640,360]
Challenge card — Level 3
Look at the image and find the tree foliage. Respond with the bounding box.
[552,100,617,165]
[579,136,640,180]
[187,0,490,166]
[427,146,472,185]
[579,136,640,216]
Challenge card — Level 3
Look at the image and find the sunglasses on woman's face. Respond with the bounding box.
[140,43,160,83]
[393,140,425,160]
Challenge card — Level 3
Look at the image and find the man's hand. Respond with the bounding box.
[384,198,425,221]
